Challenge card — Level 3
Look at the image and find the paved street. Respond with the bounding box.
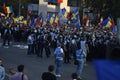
[0,41,96,80]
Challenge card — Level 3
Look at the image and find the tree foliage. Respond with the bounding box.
[86,0,120,23]
[0,0,39,17]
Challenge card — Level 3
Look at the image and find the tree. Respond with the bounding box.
[86,0,120,24]
[2,0,39,17]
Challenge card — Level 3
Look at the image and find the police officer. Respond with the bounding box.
[3,25,11,46]
[27,32,34,55]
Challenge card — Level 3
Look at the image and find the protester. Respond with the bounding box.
[63,38,70,63]
[0,59,5,80]
[8,68,16,80]
[27,32,34,55]
[80,37,89,65]
[75,45,86,79]
[2,25,11,46]
[9,64,28,80]
[54,43,64,77]
[0,11,119,80]
[41,65,57,80]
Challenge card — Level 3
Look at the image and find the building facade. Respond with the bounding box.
[28,0,82,17]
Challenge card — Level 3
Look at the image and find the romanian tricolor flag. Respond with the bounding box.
[101,15,115,28]
[82,14,87,24]
[4,6,13,14]
[101,18,113,28]
[60,8,70,22]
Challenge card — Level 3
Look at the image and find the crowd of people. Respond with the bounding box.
[0,14,120,80]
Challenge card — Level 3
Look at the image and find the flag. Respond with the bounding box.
[106,21,112,28]
[15,15,24,22]
[101,15,115,28]
[86,19,91,27]
[30,17,35,26]
[67,12,70,20]
[94,60,120,80]
[101,18,109,26]
[76,20,81,28]
[46,13,55,24]
[98,17,103,25]
[4,6,13,14]
[54,14,59,24]
[70,8,81,28]
[61,8,69,18]
[108,15,115,28]
[111,18,115,27]
[46,13,52,22]
[71,8,79,23]
[75,15,81,28]
[101,18,112,28]
[50,15,55,24]
[59,8,70,24]
[61,8,66,15]
[37,12,43,25]
[18,16,24,21]
[46,0,62,3]
[36,18,41,25]
[112,26,117,33]
[82,13,87,24]
[23,20,27,25]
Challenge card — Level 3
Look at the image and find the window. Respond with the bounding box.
[45,0,58,5]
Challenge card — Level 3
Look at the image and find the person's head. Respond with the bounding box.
[48,65,54,72]
[9,68,16,75]
[17,64,24,72]
[57,43,61,47]
[71,73,78,79]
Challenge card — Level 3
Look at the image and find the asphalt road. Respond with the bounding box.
[0,41,97,80]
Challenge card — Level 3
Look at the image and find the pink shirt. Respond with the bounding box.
[9,72,28,80]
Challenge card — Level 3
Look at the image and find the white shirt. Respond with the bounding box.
[54,47,64,60]
[80,40,87,52]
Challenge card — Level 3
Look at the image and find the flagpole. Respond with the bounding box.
[19,0,21,16]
